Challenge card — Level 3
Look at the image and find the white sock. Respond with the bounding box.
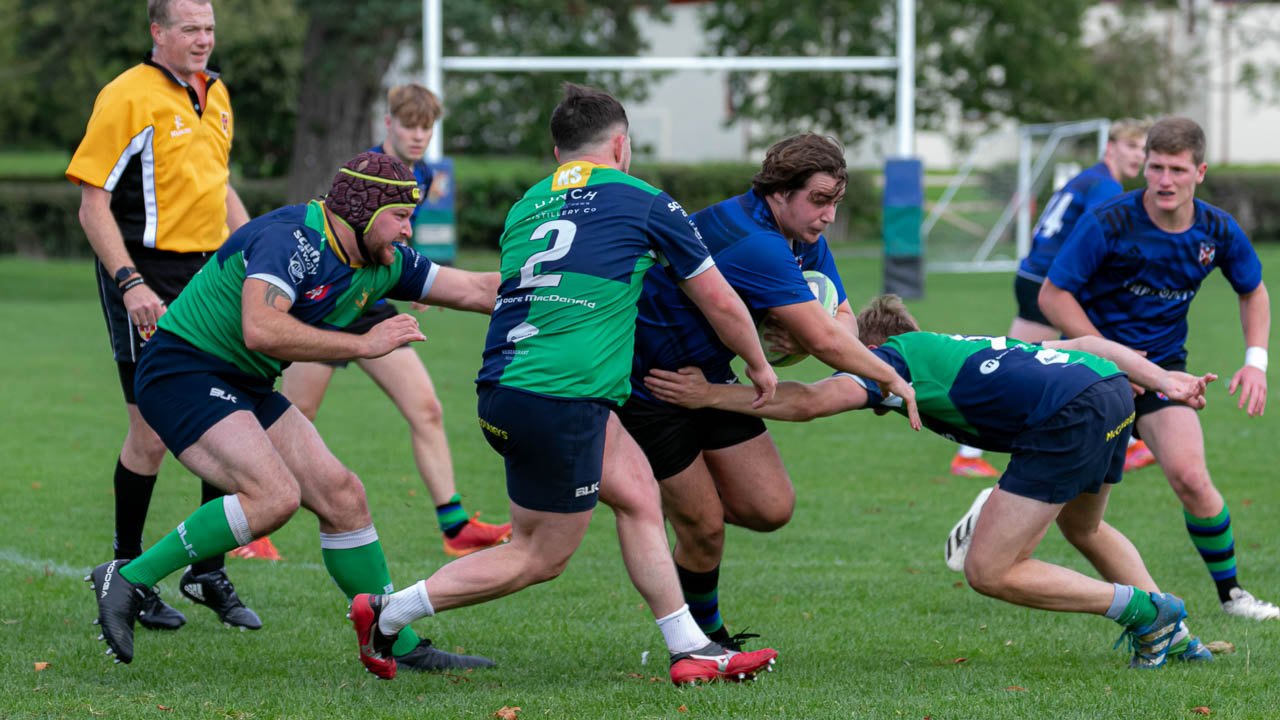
[656,604,711,654]
[1128,436,1139,448]
[378,581,434,637]
[958,445,983,459]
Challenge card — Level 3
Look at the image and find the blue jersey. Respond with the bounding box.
[855,332,1122,453]
[369,143,434,224]
[158,201,439,379]
[1018,163,1121,282]
[1047,190,1263,363]
[630,190,847,401]
[477,162,713,405]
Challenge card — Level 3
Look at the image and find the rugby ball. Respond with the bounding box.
[759,270,840,367]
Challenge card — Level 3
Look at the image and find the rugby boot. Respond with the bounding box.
[395,638,496,671]
[85,559,144,664]
[1124,440,1157,471]
[136,585,186,630]
[442,513,512,557]
[950,454,1000,478]
[669,641,778,685]
[180,567,263,630]
[348,593,398,679]
[1221,587,1280,621]
[1117,592,1186,668]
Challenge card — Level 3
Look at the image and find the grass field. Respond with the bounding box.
[2,250,1278,719]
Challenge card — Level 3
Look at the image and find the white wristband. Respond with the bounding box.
[1245,346,1268,373]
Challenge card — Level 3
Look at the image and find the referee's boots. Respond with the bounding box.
[180,567,263,630]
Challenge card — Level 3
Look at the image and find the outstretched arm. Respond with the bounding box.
[1229,282,1269,416]
[420,267,501,314]
[644,366,866,421]
[1043,336,1216,409]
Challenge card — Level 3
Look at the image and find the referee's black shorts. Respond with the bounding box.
[95,246,212,403]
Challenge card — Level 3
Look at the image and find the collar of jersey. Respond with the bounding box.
[306,200,354,267]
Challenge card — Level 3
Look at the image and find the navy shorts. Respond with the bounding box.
[325,301,402,368]
[617,391,767,481]
[1132,359,1188,437]
[1000,375,1133,504]
[1013,274,1052,327]
[135,330,293,456]
[95,247,212,403]
[476,384,609,514]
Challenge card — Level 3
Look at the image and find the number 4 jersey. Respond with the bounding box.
[478,161,714,405]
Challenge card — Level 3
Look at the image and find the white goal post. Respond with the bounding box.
[419,0,917,162]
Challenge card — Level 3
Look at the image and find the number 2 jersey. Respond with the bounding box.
[1047,190,1263,363]
[853,332,1123,452]
[1017,162,1121,283]
[629,189,848,402]
[477,161,714,406]
[157,200,439,380]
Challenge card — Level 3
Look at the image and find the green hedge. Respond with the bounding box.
[8,162,1273,259]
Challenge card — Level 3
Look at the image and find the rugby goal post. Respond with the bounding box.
[420,0,925,296]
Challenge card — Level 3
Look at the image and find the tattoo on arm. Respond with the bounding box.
[263,284,291,310]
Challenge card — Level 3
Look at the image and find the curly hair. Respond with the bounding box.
[751,133,848,198]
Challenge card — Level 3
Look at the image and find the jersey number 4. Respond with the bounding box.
[518,219,577,289]
[1033,191,1074,238]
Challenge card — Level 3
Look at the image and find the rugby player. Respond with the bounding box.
[1040,116,1276,620]
[646,294,1217,668]
[348,83,781,685]
[88,152,498,672]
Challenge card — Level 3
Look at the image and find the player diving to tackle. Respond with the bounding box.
[646,294,1217,668]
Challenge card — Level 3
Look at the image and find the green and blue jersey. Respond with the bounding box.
[1048,190,1263,363]
[158,200,438,379]
[477,161,713,405]
[854,332,1122,452]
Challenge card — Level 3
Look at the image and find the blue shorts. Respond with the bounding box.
[135,330,293,456]
[476,384,609,513]
[1000,375,1133,504]
[1013,274,1052,327]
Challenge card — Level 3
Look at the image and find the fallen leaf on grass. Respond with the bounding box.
[952,582,964,588]
[492,706,521,720]
[33,662,49,671]
[904,568,921,575]
[1205,641,1236,655]
[678,706,689,713]
[1005,686,1026,692]
[30,482,41,489]
[1242,498,1253,506]
[951,657,967,664]
[156,706,172,711]
[1191,707,1211,715]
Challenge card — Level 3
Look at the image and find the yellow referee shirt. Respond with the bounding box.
[66,53,234,253]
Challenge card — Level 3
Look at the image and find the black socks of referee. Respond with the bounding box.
[112,458,156,561]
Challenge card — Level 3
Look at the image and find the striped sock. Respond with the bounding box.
[436,493,469,539]
[1185,506,1238,603]
[676,563,724,639]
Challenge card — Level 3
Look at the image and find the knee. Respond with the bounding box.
[260,481,302,529]
[674,515,725,557]
[405,394,445,432]
[729,488,795,533]
[521,547,574,585]
[1164,463,1213,497]
[962,556,1005,599]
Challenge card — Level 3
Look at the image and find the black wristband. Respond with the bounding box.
[120,277,147,292]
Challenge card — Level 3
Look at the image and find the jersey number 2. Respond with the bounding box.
[518,219,576,289]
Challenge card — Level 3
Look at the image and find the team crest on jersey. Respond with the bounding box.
[1198,242,1216,267]
[220,111,230,135]
[304,283,333,301]
[138,324,156,342]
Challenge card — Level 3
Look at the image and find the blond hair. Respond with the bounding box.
[388,84,442,129]
[1108,118,1149,144]
[855,294,920,347]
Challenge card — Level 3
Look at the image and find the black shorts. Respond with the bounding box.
[617,391,768,481]
[95,247,213,403]
[1013,274,1052,327]
[325,301,400,368]
[1000,375,1133,504]
[1132,358,1189,437]
[135,330,292,457]
[476,384,610,514]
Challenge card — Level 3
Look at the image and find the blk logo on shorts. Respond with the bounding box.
[574,482,600,498]
[209,387,238,403]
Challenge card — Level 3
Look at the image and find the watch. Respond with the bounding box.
[114,266,138,286]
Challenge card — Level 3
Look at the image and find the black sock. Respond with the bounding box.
[676,563,726,640]
[189,481,227,575]
[113,458,157,560]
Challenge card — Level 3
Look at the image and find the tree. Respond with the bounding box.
[701,0,1194,149]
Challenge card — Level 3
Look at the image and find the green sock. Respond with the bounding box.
[1116,589,1158,629]
[320,528,421,656]
[119,497,239,588]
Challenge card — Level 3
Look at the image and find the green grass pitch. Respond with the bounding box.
[1,249,1277,718]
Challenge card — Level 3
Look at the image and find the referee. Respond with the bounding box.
[66,0,259,631]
